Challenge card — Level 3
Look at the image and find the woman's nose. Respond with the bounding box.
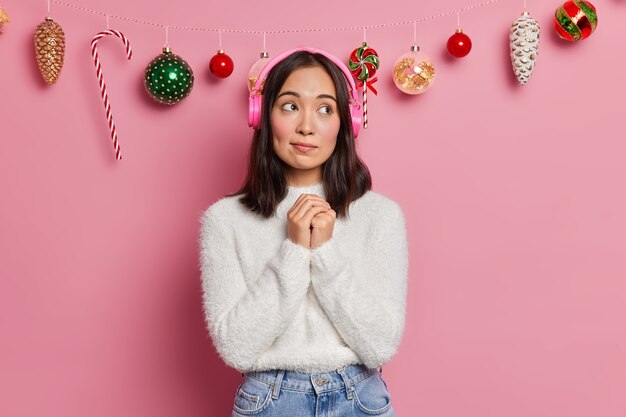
[296,110,314,135]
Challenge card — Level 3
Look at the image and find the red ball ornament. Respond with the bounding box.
[209,49,234,78]
[554,0,598,41]
[447,29,472,58]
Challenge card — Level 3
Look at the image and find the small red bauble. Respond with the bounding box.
[209,49,234,78]
[447,29,472,58]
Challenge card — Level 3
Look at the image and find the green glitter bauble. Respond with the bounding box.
[144,47,194,105]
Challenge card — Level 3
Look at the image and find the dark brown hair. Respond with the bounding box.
[228,50,372,219]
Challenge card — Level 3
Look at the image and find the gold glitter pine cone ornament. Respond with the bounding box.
[34,17,66,84]
[0,7,10,34]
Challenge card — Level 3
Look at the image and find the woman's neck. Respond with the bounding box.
[285,168,322,187]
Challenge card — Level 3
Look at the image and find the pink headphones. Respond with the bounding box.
[248,47,362,138]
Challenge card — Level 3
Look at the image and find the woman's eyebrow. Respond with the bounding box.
[277,91,337,102]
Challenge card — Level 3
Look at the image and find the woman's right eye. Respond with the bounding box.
[281,103,298,111]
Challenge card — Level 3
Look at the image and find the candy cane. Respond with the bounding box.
[90,30,132,160]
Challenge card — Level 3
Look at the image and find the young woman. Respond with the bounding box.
[199,47,409,417]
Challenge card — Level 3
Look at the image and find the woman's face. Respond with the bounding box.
[270,65,340,185]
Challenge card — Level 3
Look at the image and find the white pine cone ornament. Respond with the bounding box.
[509,11,540,85]
[34,17,66,85]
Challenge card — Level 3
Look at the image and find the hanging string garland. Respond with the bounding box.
[34,16,66,84]
[37,0,609,143]
[90,29,133,160]
[509,10,540,85]
[42,0,530,104]
[0,7,10,33]
[42,0,605,99]
[554,0,598,41]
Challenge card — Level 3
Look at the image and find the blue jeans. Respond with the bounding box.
[231,364,396,417]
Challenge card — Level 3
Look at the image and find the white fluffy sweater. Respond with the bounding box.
[198,182,409,373]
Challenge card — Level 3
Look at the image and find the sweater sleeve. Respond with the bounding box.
[199,206,311,372]
[309,201,409,369]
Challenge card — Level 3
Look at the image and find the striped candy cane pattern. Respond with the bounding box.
[360,74,381,128]
[90,30,132,160]
[363,87,368,129]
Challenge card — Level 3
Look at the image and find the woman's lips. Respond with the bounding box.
[292,143,316,153]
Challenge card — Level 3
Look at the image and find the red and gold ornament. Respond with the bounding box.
[447,29,472,58]
[554,0,598,41]
[209,49,234,78]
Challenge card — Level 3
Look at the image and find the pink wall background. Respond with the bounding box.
[1,0,625,416]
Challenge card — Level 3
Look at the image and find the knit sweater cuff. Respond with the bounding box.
[310,237,347,280]
[269,238,312,292]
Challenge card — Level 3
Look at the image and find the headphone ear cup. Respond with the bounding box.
[350,103,362,139]
[248,95,262,129]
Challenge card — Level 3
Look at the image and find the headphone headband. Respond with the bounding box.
[248,47,363,138]
[250,47,360,106]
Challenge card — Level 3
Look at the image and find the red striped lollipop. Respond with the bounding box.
[349,42,379,81]
[348,42,380,129]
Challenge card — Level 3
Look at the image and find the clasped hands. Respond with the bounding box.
[287,193,336,250]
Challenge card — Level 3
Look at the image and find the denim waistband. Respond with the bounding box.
[243,364,379,394]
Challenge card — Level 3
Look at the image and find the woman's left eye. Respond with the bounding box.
[319,105,333,115]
